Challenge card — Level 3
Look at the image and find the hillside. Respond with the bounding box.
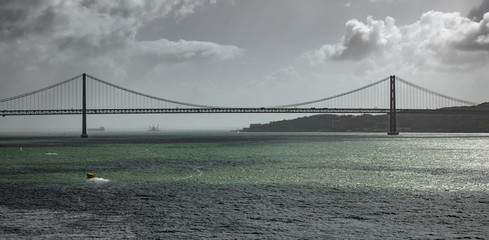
[242,103,489,133]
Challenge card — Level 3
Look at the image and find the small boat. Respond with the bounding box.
[87,173,96,179]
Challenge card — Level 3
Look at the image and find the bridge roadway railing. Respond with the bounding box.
[3,107,489,116]
[1,108,389,116]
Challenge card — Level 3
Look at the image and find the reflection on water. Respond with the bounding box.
[1,132,489,238]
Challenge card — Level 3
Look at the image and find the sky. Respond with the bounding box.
[1,0,489,131]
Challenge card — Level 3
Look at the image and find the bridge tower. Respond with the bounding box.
[388,75,399,135]
[81,73,88,138]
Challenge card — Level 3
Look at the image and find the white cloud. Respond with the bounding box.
[302,11,489,73]
[302,16,400,63]
[129,39,243,65]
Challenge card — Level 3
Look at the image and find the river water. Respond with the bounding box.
[1,132,488,239]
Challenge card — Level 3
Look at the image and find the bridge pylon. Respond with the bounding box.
[388,75,399,135]
[81,73,88,138]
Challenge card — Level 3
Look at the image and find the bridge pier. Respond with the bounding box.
[388,75,399,135]
[81,73,88,138]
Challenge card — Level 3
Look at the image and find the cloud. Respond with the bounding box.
[0,0,212,43]
[302,11,489,72]
[301,16,400,63]
[132,39,243,62]
[0,1,55,41]
[262,67,301,84]
[118,39,243,79]
[0,0,243,84]
[354,59,378,76]
[369,0,395,3]
[468,0,489,21]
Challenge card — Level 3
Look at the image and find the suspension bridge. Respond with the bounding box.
[0,73,485,137]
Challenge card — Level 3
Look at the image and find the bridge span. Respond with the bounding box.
[1,73,485,137]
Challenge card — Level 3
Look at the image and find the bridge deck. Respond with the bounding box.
[2,108,488,116]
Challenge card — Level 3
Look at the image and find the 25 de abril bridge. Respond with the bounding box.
[1,73,486,137]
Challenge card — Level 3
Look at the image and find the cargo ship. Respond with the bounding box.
[88,127,105,131]
[148,125,160,131]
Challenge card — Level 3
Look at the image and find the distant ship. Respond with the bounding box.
[148,125,160,131]
[88,126,105,131]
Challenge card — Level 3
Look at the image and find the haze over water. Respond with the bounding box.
[1,132,488,238]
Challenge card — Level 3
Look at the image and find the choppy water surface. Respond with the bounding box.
[1,132,489,238]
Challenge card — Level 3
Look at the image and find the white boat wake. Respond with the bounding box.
[87,177,110,183]
[177,167,203,181]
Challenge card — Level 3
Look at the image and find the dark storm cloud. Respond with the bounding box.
[0,0,242,87]
[468,0,489,21]
[0,0,56,41]
[80,0,136,18]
